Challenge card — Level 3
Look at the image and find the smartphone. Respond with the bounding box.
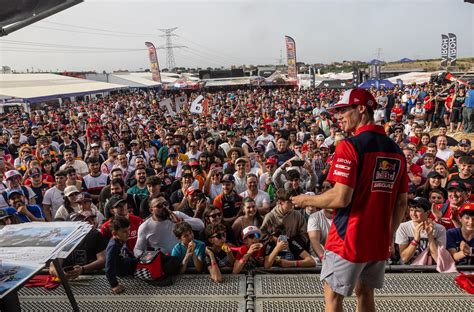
[278,235,288,242]
[291,160,305,167]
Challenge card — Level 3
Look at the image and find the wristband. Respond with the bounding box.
[211,262,218,267]
[240,258,248,264]
[296,260,301,268]
[410,240,419,247]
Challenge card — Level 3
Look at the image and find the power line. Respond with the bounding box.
[31,25,149,38]
[1,39,146,51]
[41,21,155,36]
[176,34,245,64]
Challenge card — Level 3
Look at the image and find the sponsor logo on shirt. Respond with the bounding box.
[336,158,352,165]
[333,170,349,178]
[335,164,351,171]
[371,157,401,192]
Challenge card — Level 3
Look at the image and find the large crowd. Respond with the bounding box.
[0,80,472,294]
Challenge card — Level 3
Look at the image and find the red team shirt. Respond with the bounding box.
[325,125,408,263]
[100,214,143,251]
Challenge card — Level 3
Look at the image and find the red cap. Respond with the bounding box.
[327,88,378,111]
[459,203,474,216]
[265,157,277,165]
[88,117,98,123]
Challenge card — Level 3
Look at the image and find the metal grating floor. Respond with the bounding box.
[254,273,466,297]
[21,298,246,312]
[256,298,474,312]
[19,274,246,298]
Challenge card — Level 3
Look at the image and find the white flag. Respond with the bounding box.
[159,98,175,116]
[175,95,187,113]
[190,95,204,114]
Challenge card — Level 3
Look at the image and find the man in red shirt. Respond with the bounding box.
[430,180,469,230]
[100,195,143,251]
[292,88,408,312]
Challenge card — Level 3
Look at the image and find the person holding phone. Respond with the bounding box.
[263,223,315,269]
[447,203,474,265]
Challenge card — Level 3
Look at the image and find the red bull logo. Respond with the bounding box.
[379,160,396,171]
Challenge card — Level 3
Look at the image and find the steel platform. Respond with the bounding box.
[17,273,473,312]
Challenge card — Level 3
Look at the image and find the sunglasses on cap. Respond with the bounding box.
[246,233,261,239]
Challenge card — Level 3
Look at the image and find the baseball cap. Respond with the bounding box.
[327,88,378,112]
[459,203,474,216]
[64,185,80,197]
[427,171,443,179]
[408,197,431,212]
[221,174,235,184]
[5,170,21,180]
[28,167,42,177]
[446,180,468,192]
[130,139,139,145]
[105,194,127,212]
[189,160,199,167]
[320,143,329,149]
[90,143,100,148]
[0,207,16,220]
[209,163,222,172]
[206,137,215,143]
[316,134,325,140]
[242,226,262,239]
[6,190,23,200]
[458,139,471,146]
[185,187,201,196]
[235,157,247,165]
[182,169,193,178]
[227,131,236,137]
[87,118,98,123]
[265,157,278,165]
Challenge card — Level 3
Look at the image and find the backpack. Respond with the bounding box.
[134,250,179,286]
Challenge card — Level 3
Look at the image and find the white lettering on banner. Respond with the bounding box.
[335,164,351,171]
[190,95,204,114]
[336,158,352,165]
[333,170,349,178]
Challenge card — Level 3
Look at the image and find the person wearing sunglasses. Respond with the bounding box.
[204,223,236,282]
[232,226,264,274]
[133,193,204,257]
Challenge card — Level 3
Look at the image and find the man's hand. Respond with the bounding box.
[424,220,434,238]
[65,266,82,280]
[169,211,183,224]
[247,243,263,255]
[413,222,424,242]
[205,247,214,256]
[196,198,207,211]
[16,205,29,215]
[291,194,309,208]
[275,239,289,252]
[460,241,470,258]
[431,204,442,221]
[186,241,196,255]
[112,283,125,294]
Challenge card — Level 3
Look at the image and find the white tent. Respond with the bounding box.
[0,73,127,102]
[320,72,353,80]
[387,72,434,85]
[110,73,161,88]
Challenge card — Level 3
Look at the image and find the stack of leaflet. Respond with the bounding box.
[0,222,92,299]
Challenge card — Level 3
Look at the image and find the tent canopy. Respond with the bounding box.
[399,58,414,63]
[0,73,127,102]
[367,59,384,65]
[358,79,395,89]
[109,73,161,88]
[387,72,434,85]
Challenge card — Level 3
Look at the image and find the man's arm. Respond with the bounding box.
[291,182,353,209]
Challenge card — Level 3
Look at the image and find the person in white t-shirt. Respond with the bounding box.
[395,197,446,264]
[435,136,454,162]
[240,174,271,215]
[308,208,334,261]
[42,170,68,221]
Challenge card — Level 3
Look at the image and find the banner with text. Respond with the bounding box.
[285,36,297,80]
[145,42,162,82]
[448,33,457,66]
[441,34,449,67]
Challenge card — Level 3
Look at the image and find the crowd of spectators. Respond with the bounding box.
[0,80,472,293]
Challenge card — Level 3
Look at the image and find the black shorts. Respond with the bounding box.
[450,108,461,123]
